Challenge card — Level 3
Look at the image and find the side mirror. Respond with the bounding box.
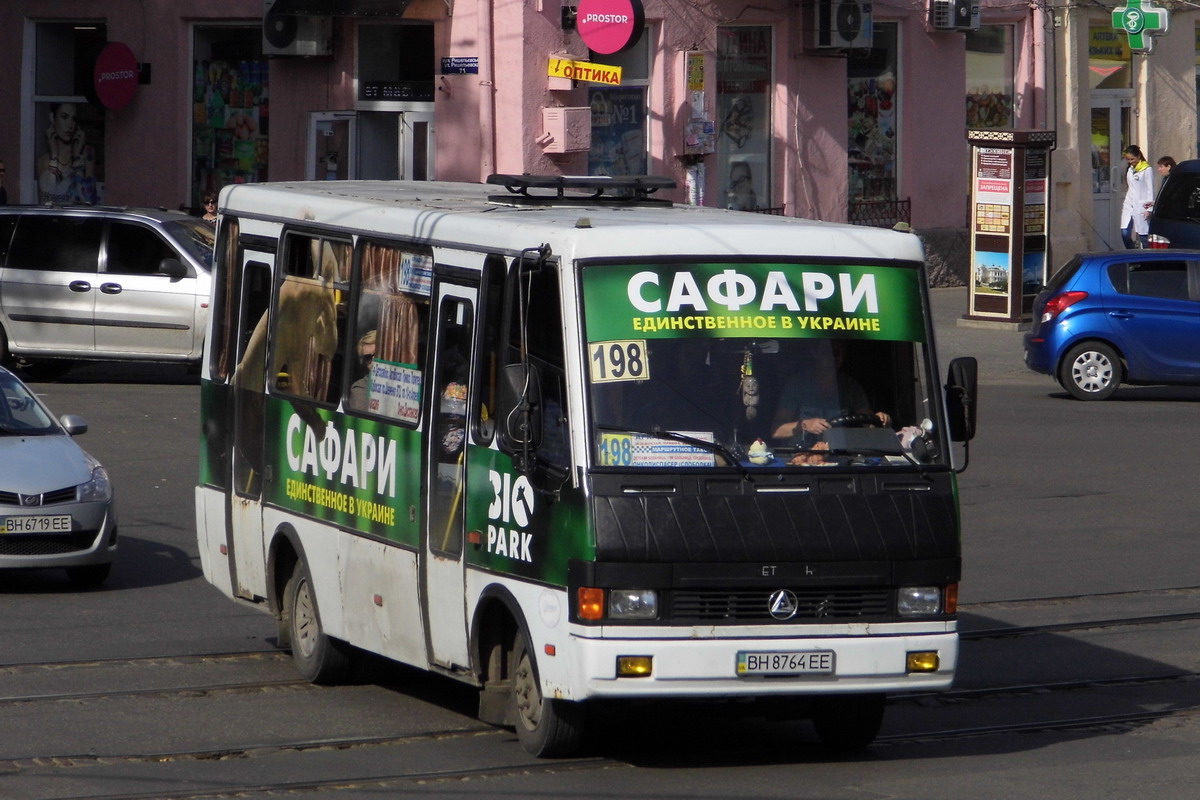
[60,414,89,436]
[945,357,978,442]
[497,362,543,454]
[159,257,189,280]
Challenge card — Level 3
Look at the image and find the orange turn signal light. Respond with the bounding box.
[578,587,605,620]
[944,583,959,615]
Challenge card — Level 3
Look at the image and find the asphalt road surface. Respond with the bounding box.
[2,288,1198,799]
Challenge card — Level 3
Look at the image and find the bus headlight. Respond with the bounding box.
[608,589,658,620]
[897,586,941,616]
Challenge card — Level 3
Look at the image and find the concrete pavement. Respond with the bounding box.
[929,286,1043,387]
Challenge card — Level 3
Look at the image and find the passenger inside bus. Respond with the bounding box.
[348,329,377,410]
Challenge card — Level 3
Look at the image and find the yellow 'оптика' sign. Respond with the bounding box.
[547,58,622,86]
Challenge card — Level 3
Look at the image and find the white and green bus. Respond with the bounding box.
[195,175,977,756]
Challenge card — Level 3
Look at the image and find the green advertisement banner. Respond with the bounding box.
[264,398,423,548]
[582,262,926,343]
[464,448,590,587]
[258,398,590,584]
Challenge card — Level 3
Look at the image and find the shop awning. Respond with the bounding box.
[269,0,414,15]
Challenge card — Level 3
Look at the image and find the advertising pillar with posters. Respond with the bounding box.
[964,129,1056,325]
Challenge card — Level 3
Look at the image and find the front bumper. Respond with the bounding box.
[563,623,957,700]
[0,501,117,569]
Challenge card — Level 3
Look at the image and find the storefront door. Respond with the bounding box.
[1090,98,1133,249]
[307,112,355,181]
[309,112,434,181]
[398,111,434,181]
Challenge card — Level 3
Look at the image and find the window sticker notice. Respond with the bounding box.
[589,340,650,383]
[598,431,716,467]
[399,252,433,297]
[367,360,422,424]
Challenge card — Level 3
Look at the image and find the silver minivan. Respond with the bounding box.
[0,206,214,370]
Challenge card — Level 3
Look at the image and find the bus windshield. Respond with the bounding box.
[581,260,943,469]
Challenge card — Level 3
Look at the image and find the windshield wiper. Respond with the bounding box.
[597,423,750,479]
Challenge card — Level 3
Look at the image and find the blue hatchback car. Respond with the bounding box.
[1023,250,1200,399]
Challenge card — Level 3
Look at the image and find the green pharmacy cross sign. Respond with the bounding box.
[1112,0,1170,54]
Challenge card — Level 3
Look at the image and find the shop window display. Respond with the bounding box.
[589,88,649,176]
[715,26,772,211]
[1088,25,1131,90]
[36,101,103,205]
[31,23,108,205]
[1195,24,1200,156]
[589,32,650,178]
[966,27,1014,129]
[848,24,897,203]
[192,28,268,210]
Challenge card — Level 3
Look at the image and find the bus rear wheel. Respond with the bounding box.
[810,693,886,751]
[282,560,353,684]
[508,631,584,757]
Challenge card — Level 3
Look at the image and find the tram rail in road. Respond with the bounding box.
[4,290,1200,798]
[3,587,1199,798]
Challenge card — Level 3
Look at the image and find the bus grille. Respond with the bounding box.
[671,588,892,623]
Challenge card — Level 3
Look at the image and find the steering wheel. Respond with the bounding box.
[826,413,878,428]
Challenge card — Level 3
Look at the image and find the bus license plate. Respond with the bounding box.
[2,515,72,534]
[737,651,835,676]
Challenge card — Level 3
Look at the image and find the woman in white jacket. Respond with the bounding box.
[1120,145,1155,249]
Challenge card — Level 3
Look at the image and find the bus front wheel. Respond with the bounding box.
[282,560,353,685]
[508,631,584,757]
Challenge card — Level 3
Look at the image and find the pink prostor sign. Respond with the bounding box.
[576,0,645,55]
[94,42,139,110]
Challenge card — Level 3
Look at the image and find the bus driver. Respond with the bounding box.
[771,339,891,444]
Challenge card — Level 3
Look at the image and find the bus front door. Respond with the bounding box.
[228,252,274,600]
[422,282,476,670]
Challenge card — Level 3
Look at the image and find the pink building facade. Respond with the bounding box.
[0,0,1054,280]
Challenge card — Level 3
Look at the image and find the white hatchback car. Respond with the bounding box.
[0,366,116,585]
[0,205,214,372]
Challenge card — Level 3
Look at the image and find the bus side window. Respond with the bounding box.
[270,234,349,404]
[210,217,241,382]
[346,241,430,423]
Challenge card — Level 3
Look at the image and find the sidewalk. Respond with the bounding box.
[929,287,1037,385]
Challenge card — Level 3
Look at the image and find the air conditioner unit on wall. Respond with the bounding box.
[263,0,333,57]
[812,0,874,50]
[930,0,980,31]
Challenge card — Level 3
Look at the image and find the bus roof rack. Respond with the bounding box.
[486,174,677,207]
